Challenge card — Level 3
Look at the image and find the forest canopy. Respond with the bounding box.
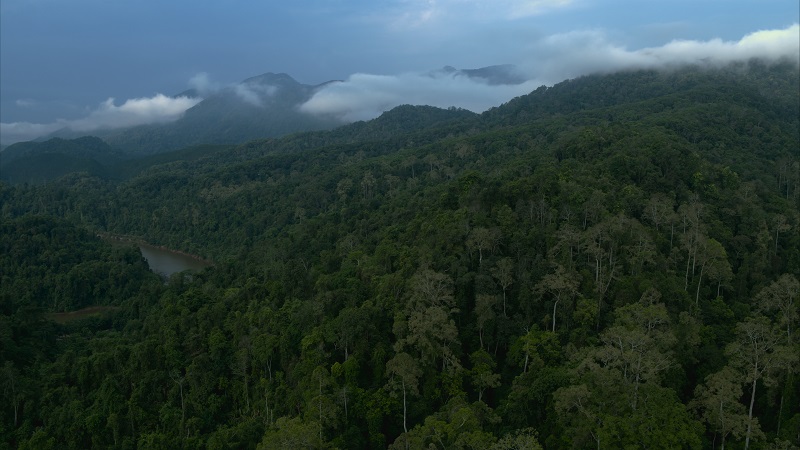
[1,60,799,449]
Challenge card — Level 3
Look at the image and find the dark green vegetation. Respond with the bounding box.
[0,138,236,185]
[0,137,124,184]
[1,61,799,449]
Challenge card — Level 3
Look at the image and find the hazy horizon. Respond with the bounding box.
[1,0,798,146]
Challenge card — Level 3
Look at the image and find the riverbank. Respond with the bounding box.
[97,232,214,265]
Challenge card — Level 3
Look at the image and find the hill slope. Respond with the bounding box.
[42,65,514,156]
[0,136,124,184]
[1,61,798,449]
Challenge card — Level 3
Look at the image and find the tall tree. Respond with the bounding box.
[534,264,579,333]
[691,366,752,450]
[490,257,515,316]
[757,274,799,344]
[385,352,422,435]
[725,316,795,450]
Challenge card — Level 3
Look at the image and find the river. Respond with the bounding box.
[138,243,212,277]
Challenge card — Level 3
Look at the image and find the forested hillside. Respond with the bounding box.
[1,60,799,449]
[0,137,125,184]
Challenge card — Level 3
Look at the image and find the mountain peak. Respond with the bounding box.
[242,72,300,87]
[433,64,528,85]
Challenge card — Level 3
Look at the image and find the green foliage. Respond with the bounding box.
[2,61,799,448]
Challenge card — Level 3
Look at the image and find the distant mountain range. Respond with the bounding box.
[31,65,525,156]
[0,136,123,184]
[436,64,528,85]
[44,72,342,155]
[0,103,478,184]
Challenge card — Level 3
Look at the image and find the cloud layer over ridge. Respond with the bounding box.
[299,24,799,122]
[1,95,200,146]
[1,24,797,145]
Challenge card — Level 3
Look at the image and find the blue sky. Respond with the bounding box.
[1,0,798,144]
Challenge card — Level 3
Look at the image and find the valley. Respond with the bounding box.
[1,61,799,449]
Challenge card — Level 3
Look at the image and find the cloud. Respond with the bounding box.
[188,72,221,95]
[15,99,37,108]
[1,122,65,146]
[68,94,201,131]
[506,0,575,18]
[384,0,575,27]
[300,24,799,122]
[300,71,541,121]
[525,24,800,81]
[234,83,278,107]
[1,94,201,145]
[0,71,283,144]
[645,25,800,65]
[190,72,278,106]
[4,25,796,146]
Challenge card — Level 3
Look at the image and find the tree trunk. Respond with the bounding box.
[523,350,529,374]
[343,387,348,422]
[552,299,560,332]
[745,373,757,450]
[178,380,185,435]
[695,263,705,310]
[264,388,272,425]
[402,380,408,434]
[670,223,674,248]
[244,372,250,412]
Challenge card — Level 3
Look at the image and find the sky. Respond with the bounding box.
[1,0,798,145]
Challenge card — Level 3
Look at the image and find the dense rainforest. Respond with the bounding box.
[1,60,799,449]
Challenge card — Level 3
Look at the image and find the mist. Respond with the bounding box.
[2,24,796,146]
[1,94,200,146]
[299,24,799,122]
[300,72,541,122]
[189,72,278,107]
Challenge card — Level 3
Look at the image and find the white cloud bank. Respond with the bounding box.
[300,24,799,122]
[1,94,200,146]
[68,94,201,131]
[528,23,800,81]
[0,72,281,145]
[300,72,541,122]
[191,72,278,106]
[2,25,797,146]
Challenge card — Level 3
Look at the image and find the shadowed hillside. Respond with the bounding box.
[1,61,798,449]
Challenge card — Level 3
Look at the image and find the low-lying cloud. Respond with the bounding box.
[300,24,799,122]
[527,23,800,81]
[68,94,201,131]
[188,72,221,96]
[300,72,540,122]
[1,72,282,145]
[0,122,65,147]
[2,24,797,146]
[1,94,200,146]
[233,83,278,107]
[189,72,278,106]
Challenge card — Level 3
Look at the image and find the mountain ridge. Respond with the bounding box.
[4,61,798,185]
[37,65,527,155]
[1,61,799,449]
